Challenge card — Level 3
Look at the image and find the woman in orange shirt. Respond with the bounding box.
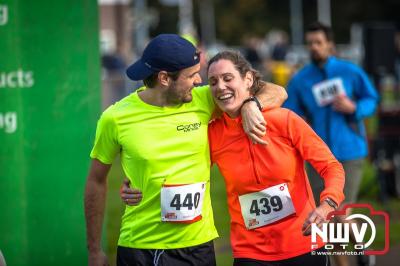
[206,50,344,265]
[122,50,345,266]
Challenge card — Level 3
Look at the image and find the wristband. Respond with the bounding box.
[324,198,338,210]
[242,96,263,111]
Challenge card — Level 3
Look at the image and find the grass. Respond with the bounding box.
[104,158,400,265]
[210,166,233,266]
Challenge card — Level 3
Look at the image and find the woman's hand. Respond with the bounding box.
[120,179,143,206]
[302,201,335,236]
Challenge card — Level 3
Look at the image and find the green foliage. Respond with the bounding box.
[149,0,400,45]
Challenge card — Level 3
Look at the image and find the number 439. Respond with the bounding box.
[250,196,283,216]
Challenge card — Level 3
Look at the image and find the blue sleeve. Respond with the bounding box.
[352,68,379,121]
[283,77,305,117]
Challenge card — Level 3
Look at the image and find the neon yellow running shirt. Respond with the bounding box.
[90,85,219,249]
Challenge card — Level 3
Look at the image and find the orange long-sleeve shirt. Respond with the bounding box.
[208,108,345,261]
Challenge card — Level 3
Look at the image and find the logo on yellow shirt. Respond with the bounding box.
[177,122,201,132]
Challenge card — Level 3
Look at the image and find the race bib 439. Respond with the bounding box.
[239,183,296,229]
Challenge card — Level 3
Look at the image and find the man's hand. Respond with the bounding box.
[240,81,286,145]
[302,201,335,236]
[241,101,267,145]
[120,179,143,206]
[88,250,109,266]
[333,94,356,114]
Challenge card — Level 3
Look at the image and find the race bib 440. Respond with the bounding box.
[239,183,296,229]
[161,182,205,223]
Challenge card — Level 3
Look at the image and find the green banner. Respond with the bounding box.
[0,1,101,265]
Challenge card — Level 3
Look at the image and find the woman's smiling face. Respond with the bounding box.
[208,59,253,118]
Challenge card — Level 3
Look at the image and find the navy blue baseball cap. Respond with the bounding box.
[126,34,200,81]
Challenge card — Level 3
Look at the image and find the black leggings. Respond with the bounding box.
[117,240,216,266]
[233,248,330,266]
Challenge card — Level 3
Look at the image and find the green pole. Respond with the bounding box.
[0,1,101,265]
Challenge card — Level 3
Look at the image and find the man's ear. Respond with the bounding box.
[245,71,254,90]
[158,71,170,87]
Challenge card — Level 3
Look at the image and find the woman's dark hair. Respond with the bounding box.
[207,50,263,94]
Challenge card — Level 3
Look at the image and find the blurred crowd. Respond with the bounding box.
[100,24,400,204]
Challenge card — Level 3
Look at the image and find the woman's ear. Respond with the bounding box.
[158,71,171,87]
[245,71,254,90]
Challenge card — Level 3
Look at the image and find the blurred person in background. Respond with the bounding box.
[284,22,379,266]
[101,53,127,105]
[242,35,263,73]
[84,34,287,266]
[122,50,345,265]
[264,30,293,87]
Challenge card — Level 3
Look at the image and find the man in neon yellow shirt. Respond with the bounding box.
[84,34,287,266]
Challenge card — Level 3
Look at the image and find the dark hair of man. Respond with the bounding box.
[306,21,334,42]
[143,70,181,88]
[207,50,264,94]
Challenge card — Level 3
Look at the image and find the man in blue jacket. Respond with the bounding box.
[284,22,379,266]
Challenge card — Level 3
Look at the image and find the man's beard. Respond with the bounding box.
[310,53,326,66]
[166,83,193,105]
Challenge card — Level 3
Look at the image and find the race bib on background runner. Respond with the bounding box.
[239,183,296,229]
[312,78,346,106]
[161,182,205,223]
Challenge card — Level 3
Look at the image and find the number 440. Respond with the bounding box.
[170,192,201,210]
